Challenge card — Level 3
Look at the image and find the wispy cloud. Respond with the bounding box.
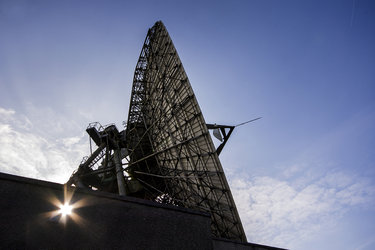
[0,106,88,183]
[355,237,375,250]
[229,169,375,249]
[223,106,375,249]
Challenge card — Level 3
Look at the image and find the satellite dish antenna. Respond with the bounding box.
[67,21,247,242]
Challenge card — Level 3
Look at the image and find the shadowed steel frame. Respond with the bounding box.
[125,21,247,242]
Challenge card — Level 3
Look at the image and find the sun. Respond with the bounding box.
[59,203,73,216]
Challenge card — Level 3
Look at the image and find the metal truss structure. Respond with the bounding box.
[67,21,247,242]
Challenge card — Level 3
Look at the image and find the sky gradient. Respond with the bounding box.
[1,1,375,249]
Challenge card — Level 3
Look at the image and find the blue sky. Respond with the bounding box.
[1,0,374,249]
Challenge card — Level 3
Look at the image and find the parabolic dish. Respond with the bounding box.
[125,21,247,242]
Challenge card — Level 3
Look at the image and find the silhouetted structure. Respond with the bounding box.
[67,21,249,242]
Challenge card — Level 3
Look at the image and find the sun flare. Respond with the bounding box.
[59,203,73,216]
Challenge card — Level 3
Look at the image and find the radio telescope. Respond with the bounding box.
[67,21,247,242]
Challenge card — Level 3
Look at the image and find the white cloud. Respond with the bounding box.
[0,106,88,183]
[0,107,15,116]
[229,169,375,249]
[223,108,375,249]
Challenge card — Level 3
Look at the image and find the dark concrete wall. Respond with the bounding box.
[0,172,212,250]
[0,172,286,250]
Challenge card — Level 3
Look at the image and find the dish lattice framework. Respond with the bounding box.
[125,21,246,242]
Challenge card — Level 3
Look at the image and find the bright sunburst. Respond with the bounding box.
[59,203,73,216]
